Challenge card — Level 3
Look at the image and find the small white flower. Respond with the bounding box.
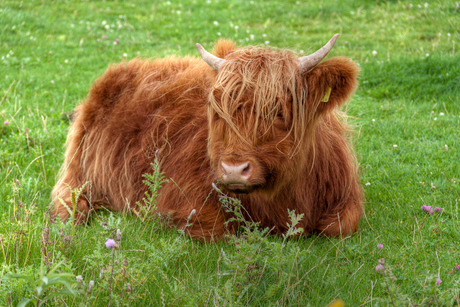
[76,275,83,283]
[105,25,110,30]
[51,80,54,84]
[393,144,398,148]
[426,53,429,57]
[434,117,437,120]
[64,59,69,64]
[176,10,181,14]
[372,50,378,56]
[102,20,107,25]
[250,34,254,40]
[213,21,218,26]
[365,182,371,186]
[123,53,128,57]
[217,32,221,36]
[444,144,448,150]
[424,2,428,8]
[447,33,451,37]
[234,25,239,30]
[264,41,270,44]
[439,112,445,116]
[262,33,267,38]
[372,119,376,122]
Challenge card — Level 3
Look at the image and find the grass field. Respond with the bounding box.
[1,0,460,306]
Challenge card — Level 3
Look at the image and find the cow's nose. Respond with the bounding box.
[221,161,252,183]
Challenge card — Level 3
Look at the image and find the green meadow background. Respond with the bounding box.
[1,0,459,306]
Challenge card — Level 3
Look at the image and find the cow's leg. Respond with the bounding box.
[315,201,362,236]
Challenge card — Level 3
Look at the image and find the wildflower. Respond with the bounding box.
[105,238,118,248]
[372,50,377,56]
[187,209,196,220]
[455,265,460,270]
[445,144,449,150]
[393,144,398,148]
[15,179,21,187]
[375,264,385,273]
[436,277,442,285]
[116,229,122,241]
[377,244,383,250]
[365,182,371,186]
[3,120,8,125]
[264,41,270,45]
[421,204,433,213]
[76,275,83,283]
[434,207,442,213]
[88,280,94,293]
[97,38,101,42]
[114,38,119,44]
[123,53,128,57]
[213,21,218,26]
[103,34,107,39]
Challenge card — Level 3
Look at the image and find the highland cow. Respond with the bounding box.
[52,34,363,240]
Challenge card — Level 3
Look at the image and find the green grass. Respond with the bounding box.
[1,0,460,305]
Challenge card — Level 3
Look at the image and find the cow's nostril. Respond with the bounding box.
[241,163,252,177]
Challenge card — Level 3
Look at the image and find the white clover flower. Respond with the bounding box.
[372,119,376,122]
[264,41,270,44]
[217,32,221,36]
[64,59,69,64]
[262,33,267,38]
[440,112,445,116]
[372,50,377,56]
[76,275,83,283]
[447,33,451,37]
[250,34,254,40]
[123,53,128,57]
[393,144,398,148]
[213,21,218,26]
[365,182,371,186]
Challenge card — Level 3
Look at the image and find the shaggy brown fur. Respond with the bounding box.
[52,40,363,240]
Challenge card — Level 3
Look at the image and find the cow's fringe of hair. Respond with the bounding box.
[208,46,308,158]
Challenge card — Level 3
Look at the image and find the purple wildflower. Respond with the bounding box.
[434,207,442,213]
[105,238,118,248]
[375,264,384,273]
[114,38,120,44]
[436,277,442,285]
[377,244,383,250]
[456,265,460,270]
[102,34,107,39]
[3,120,8,125]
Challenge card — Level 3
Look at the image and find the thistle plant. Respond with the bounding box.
[134,153,168,223]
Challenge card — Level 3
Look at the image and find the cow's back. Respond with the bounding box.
[64,57,214,212]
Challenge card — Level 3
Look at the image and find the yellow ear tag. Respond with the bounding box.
[321,86,332,102]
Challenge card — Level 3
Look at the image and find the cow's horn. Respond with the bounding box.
[299,34,340,73]
[196,43,225,71]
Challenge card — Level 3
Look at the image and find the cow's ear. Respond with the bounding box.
[304,57,359,115]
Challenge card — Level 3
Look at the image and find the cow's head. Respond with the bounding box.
[197,35,359,195]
